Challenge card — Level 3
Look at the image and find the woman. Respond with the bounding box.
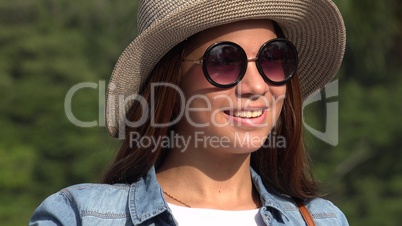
[30,0,347,225]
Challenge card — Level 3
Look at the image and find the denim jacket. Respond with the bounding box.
[29,167,348,225]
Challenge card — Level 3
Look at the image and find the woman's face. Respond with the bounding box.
[177,19,286,154]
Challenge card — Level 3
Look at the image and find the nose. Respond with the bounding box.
[235,61,269,97]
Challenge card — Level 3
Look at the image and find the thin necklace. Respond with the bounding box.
[163,190,261,209]
[163,191,191,208]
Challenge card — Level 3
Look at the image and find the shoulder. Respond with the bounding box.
[60,183,131,208]
[258,188,349,225]
[265,191,349,226]
[304,197,349,226]
[29,183,132,226]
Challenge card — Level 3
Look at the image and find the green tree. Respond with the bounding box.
[0,0,137,225]
[306,1,402,225]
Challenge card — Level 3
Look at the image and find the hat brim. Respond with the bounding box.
[106,0,346,137]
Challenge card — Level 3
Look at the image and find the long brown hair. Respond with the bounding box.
[102,23,318,199]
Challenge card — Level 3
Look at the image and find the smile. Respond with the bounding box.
[225,109,264,118]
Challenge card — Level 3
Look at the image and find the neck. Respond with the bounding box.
[156,145,260,210]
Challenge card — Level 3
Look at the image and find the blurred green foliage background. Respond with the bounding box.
[0,0,401,225]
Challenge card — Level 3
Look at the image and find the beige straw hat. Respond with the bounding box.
[106,0,346,137]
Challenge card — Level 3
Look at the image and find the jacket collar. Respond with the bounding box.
[250,167,291,221]
[128,167,169,224]
[128,166,290,224]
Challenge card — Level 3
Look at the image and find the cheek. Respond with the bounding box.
[179,65,211,123]
[180,66,234,125]
[269,85,286,123]
[180,64,231,108]
[270,85,287,99]
[273,99,284,121]
[180,64,209,94]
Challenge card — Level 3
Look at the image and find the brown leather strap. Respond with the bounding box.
[295,200,316,226]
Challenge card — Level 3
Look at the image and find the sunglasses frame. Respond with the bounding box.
[184,38,298,88]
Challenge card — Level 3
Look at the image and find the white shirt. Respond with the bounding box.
[168,203,265,226]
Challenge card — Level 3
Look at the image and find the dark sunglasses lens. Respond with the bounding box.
[204,44,244,86]
[259,41,297,82]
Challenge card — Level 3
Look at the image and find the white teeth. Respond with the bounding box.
[233,109,263,118]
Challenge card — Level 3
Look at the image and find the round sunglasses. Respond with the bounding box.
[183,38,298,88]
